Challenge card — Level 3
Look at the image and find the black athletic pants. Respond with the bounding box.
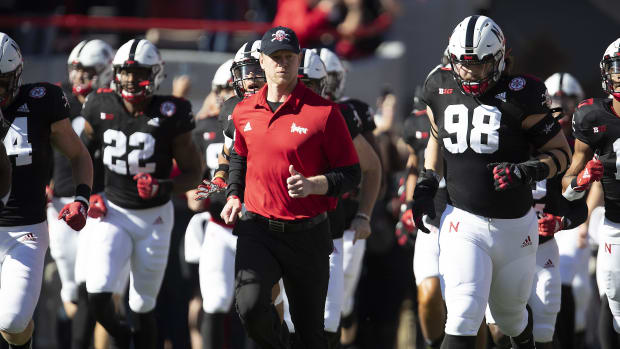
[234,215,332,349]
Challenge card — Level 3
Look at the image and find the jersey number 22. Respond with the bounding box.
[103,129,156,175]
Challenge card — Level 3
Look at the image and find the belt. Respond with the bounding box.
[245,211,327,233]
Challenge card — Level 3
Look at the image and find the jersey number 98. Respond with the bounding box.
[443,104,501,154]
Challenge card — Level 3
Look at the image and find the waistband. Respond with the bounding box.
[244,211,328,233]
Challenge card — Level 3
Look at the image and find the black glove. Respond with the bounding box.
[409,169,439,234]
[487,160,550,191]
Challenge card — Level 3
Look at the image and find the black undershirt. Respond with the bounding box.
[267,100,283,112]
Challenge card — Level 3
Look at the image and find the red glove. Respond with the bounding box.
[88,194,107,218]
[58,201,88,231]
[400,209,416,233]
[395,221,415,248]
[538,213,563,237]
[195,177,227,200]
[133,173,160,199]
[574,158,604,191]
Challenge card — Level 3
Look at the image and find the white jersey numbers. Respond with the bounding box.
[443,104,501,154]
[103,129,156,175]
[3,117,33,166]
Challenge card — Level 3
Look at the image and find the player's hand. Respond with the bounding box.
[538,213,563,237]
[574,158,604,192]
[221,195,242,225]
[88,193,107,219]
[408,198,435,234]
[58,201,88,231]
[195,177,227,200]
[350,216,371,244]
[133,173,160,199]
[488,162,528,191]
[400,209,416,233]
[287,165,313,198]
[395,221,415,247]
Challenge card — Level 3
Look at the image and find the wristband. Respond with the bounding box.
[75,184,91,207]
[214,171,227,180]
[562,178,586,201]
[355,212,370,221]
[227,195,240,201]
[216,164,229,175]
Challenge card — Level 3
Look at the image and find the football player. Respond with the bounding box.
[400,93,449,348]
[563,37,620,337]
[0,33,94,349]
[186,58,241,349]
[279,48,381,348]
[544,72,591,348]
[195,40,265,198]
[80,38,202,349]
[410,16,571,349]
[46,39,115,349]
[316,48,381,347]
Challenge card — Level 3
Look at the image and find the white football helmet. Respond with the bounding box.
[299,49,327,96]
[544,72,584,100]
[0,33,23,108]
[447,15,506,96]
[600,38,620,101]
[212,59,234,91]
[315,48,346,101]
[112,39,164,103]
[67,39,114,96]
[231,40,265,98]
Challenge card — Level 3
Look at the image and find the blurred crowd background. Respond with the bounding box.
[0,0,619,348]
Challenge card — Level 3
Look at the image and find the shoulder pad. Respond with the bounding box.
[97,88,114,93]
[577,98,595,110]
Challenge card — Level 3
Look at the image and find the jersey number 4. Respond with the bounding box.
[103,129,156,175]
[3,117,33,166]
[443,104,501,154]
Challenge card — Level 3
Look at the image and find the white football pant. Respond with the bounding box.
[0,222,48,333]
[199,219,236,313]
[185,212,210,264]
[413,216,440,286]
[85,198,173,313]
[47,197,79,302]
[342,229,365,317]
[596,216,620,333]
[439,205,538,337]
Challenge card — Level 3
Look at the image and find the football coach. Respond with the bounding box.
[220,26,361,348]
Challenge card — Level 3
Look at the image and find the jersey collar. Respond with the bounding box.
[254,79,307,115]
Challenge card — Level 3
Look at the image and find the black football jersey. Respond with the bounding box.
[0,83,71,226]
[52,83,105,197]
[422,67,550,218]
[192,116,227,217]
[572,98,620,222]
[219,96,243,141]
[340,97,376,133]
[82,91,194,209]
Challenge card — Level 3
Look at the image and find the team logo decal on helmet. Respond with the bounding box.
[160,101,176,117]
[272,30,290,42]
[508,77,526,91]
[29,87,46,98]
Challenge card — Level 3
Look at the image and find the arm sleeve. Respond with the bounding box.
[172,100,195,136]
[225,148,247,201]
[322,106,361,196]
[562,198,588,230]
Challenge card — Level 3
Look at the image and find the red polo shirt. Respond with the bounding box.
[232,81,359,220]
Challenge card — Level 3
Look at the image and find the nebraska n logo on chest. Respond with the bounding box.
[290,122,307,134]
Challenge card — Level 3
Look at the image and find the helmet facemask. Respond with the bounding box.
[0,64,22,109]
[232,59,265,98]
[450,51,502,97]
[601,56,620,101]
[114,65,159,104]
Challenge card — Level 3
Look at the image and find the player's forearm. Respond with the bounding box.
[405,152,419,201]
[70,147,94,189]
[357,163,381,217]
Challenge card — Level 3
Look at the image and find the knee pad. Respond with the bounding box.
[0,312,30,334]
[129,294,156,313]
[489,305,528,337]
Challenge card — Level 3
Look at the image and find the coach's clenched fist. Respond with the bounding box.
[221,195,242,225]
